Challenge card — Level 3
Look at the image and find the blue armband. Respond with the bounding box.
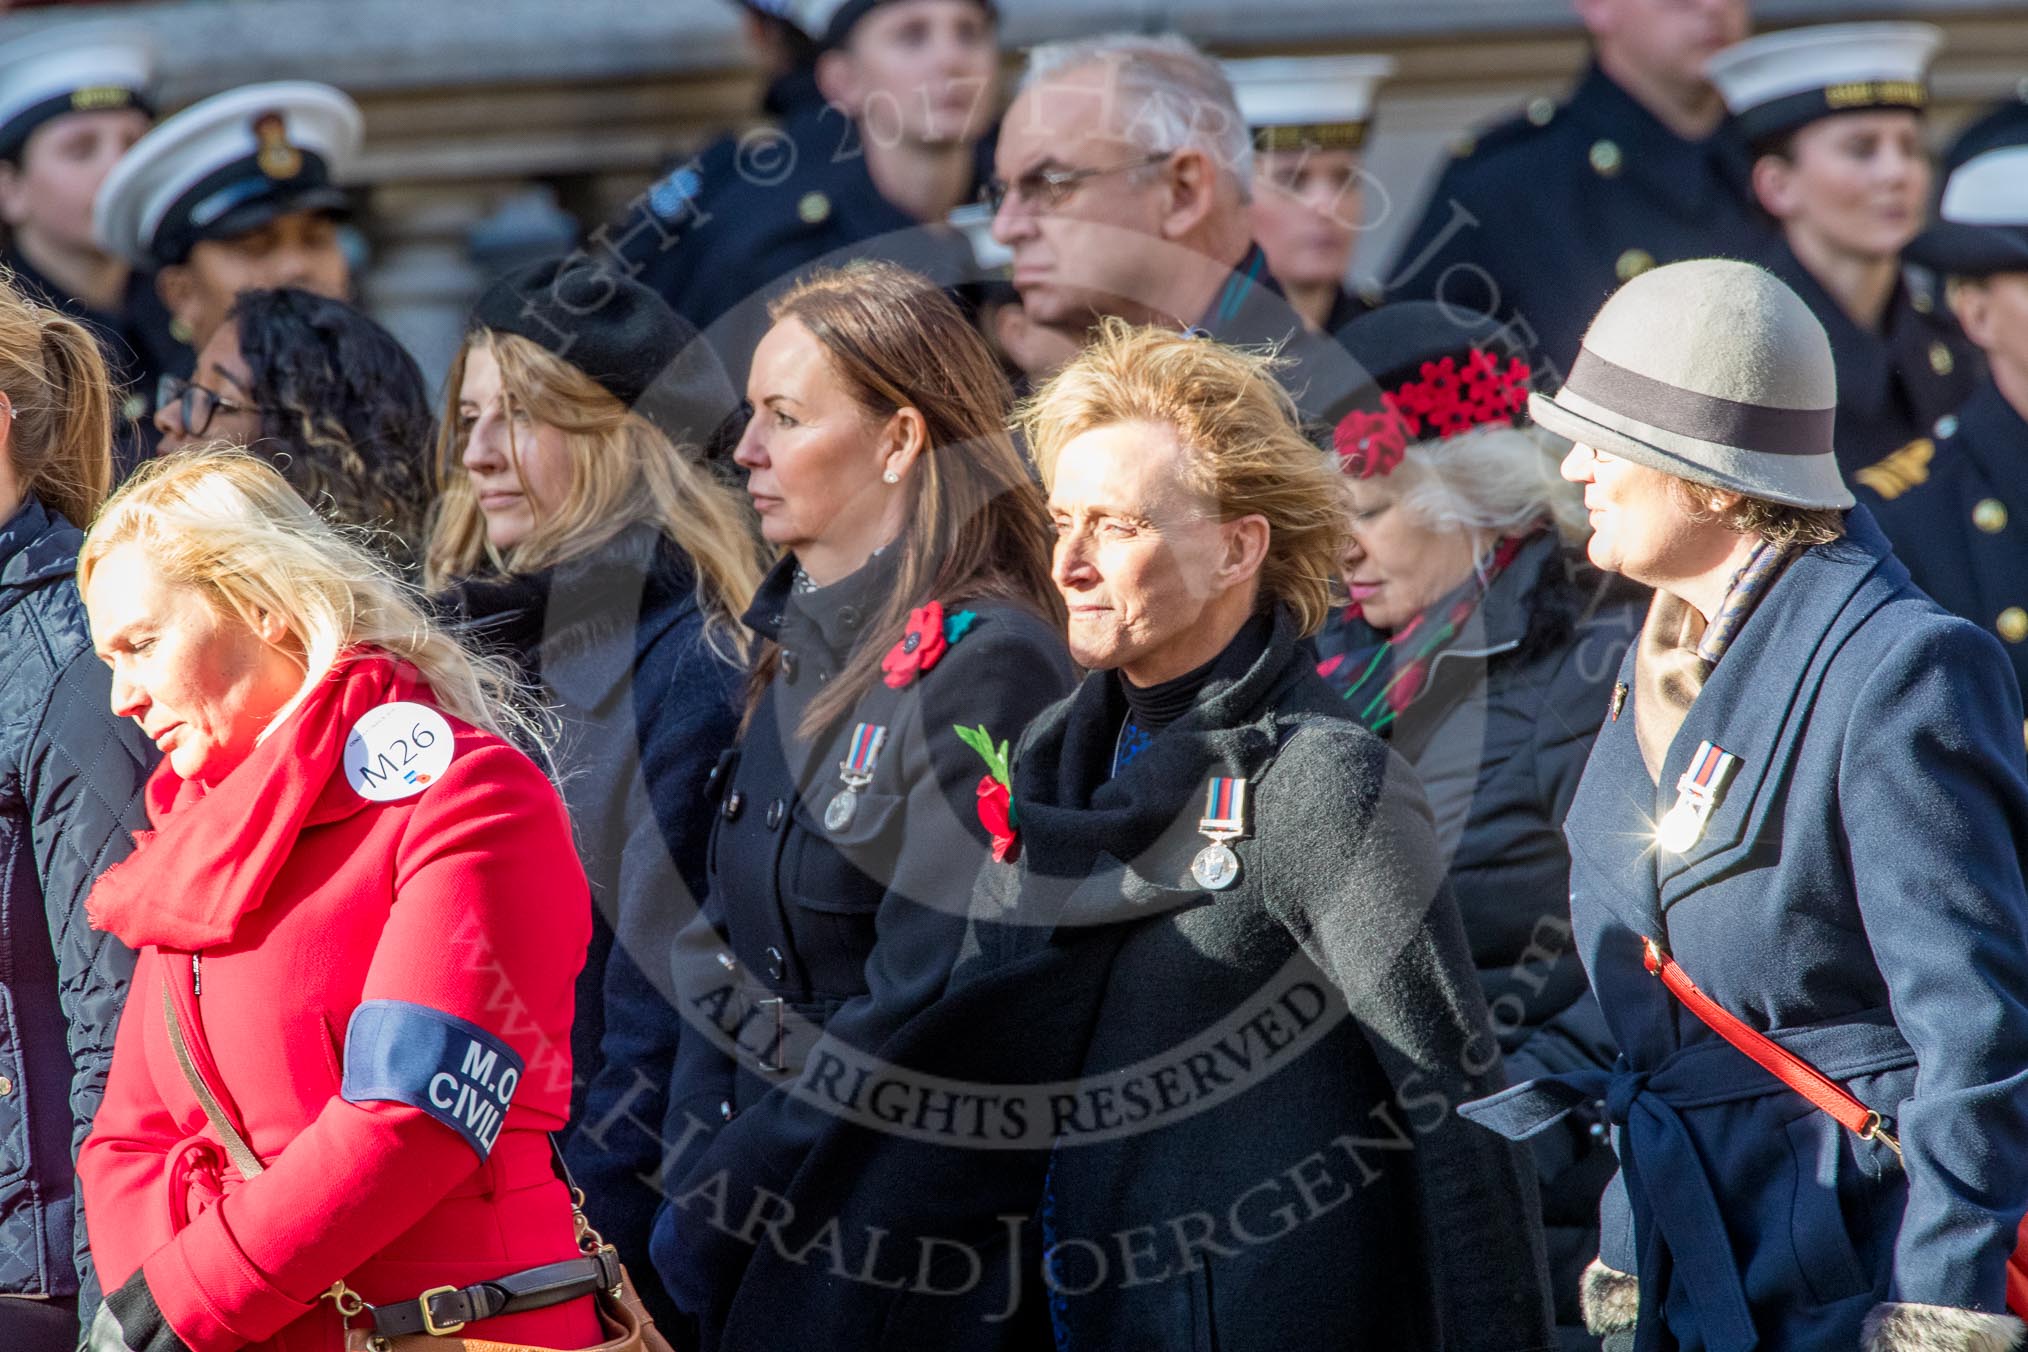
[340,1000,525,1160]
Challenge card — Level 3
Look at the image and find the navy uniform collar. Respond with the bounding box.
[1562,62,1754,212]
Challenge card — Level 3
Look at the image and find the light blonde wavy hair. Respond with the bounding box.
[1019,318,1351,636]
[80,446,550,755]
[424,330,763,662]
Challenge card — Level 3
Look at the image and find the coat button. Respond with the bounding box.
[1527,96,1555,127]
[1975,498,2009,534]
[837,605,861,631]
[766,799,786,830]
[765,946,787,981]
[723,790,745,822]
[2000,608,2028,644]
[1588,139,1623,177]
[780,650,798,683]
[0,1077,12,1097]
[1930,342,1955,377]
[719,1099,735,1123]
[1615,248,1655,283]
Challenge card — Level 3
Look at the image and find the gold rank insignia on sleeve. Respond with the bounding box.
[1853,438,1934,500]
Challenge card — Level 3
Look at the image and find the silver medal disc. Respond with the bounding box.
[824,790,857,832]
[1655,801,1704,854]
[1191,841,1240,891]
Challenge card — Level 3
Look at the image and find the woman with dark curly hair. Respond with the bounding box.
[153,286,434,569]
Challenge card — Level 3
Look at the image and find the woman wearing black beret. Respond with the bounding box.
[642,260,1072,1349]
[425,255,764,1329]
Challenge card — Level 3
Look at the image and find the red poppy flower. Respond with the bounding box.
[883,601,950,688]
[976,773,1018,862]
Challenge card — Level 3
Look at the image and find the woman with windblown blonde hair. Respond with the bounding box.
[76,447,615,1352]
[425,258,763,1326]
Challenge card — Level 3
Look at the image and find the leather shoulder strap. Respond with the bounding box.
[161,979,265,1181]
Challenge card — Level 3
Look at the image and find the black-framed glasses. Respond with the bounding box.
[157,373,262,436]
[980,150,1174,215]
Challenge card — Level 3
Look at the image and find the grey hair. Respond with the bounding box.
[1021,32,1254,193]
[1388,422,1589,546]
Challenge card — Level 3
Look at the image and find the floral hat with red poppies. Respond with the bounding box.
[1330,302,1534,479]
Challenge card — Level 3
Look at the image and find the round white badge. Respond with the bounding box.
[343,701,455,802]
[1655,801,1705,854]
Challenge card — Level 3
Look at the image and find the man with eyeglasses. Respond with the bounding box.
[987,33,1366,430]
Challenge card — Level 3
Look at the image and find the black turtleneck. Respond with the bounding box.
[1119,611,1275,736]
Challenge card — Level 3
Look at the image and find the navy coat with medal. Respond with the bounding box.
[646,550,1074,1339]
[1465,508,2028,1348]
[699,608,1554,1351]
[1869,380,2028,711]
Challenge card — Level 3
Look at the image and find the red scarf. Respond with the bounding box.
[88,653,436,950]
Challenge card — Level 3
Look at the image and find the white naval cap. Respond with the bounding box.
[95,81,362,271]
[1707,22,1943,146]
[1222,55,1396,152]
[1906,145,2028,276]
[0,25,155,162]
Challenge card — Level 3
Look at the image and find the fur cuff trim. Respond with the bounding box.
[1579,1256,1639,1335]
[1861,1302,2026,1352]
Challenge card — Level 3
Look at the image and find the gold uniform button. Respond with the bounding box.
[1452,133,1477,159]
[1975,498,2009,533]
[1527,97,1556,127]
[797,191,832,225]
[1999,607,2028,644]
[121,393,146,421]
[1616,248,1655,282]
[1911,289,1934,314]
[1929,342,1955,376]
[1589,139,1623,177]
[0,1077,11,1096]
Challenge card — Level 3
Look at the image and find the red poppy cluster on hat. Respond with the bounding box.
[1333,349,1533,479]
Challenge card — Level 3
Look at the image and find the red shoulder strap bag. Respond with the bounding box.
[1640,936,2028,1318]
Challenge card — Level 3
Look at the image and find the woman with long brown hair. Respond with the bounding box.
[629,260,1072,1348]
[0,277,156,1350]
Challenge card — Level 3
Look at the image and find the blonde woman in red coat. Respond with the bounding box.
[74,448,607,1352]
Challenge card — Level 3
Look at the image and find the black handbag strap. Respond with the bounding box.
[364,1248,624,1339]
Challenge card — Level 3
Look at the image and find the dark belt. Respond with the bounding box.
[1461,1010,1914,1352]
[365,1246,622,1338]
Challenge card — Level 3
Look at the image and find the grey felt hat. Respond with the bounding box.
[1529,258,1853,510]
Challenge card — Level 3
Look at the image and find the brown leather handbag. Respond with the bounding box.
[163,988,675,1352]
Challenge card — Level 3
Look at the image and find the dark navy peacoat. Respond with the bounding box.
[1466,508,2028,1349]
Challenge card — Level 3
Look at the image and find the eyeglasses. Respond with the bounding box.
[157,374,261,436]
[980,151,1173,215]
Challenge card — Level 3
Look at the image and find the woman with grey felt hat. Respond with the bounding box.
[1460,256,2028,1352]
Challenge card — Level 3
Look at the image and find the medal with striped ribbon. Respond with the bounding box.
[1191,776,1248,890]
[825,723,888,831]
[1656,740,1739,854]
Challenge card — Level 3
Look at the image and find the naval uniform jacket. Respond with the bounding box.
[614,103,991,388]
[1760,245,1982,485]
[78,657,601,1352]
[1868,379,2028,712]
[1464,509,2028,1350]
[713,608,1556,1351]
[648,552,1073,1341]
[1386,63,1772,374]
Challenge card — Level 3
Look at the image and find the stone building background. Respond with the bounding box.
[5,0,2025,387]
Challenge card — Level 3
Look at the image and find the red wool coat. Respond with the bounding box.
[79,656,604,1352]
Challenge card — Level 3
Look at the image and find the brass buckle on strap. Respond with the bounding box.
[419,1285,468,1337]
[1858,1110,1904,1161]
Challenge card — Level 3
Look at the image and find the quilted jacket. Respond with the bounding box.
[0,493,155,1310]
